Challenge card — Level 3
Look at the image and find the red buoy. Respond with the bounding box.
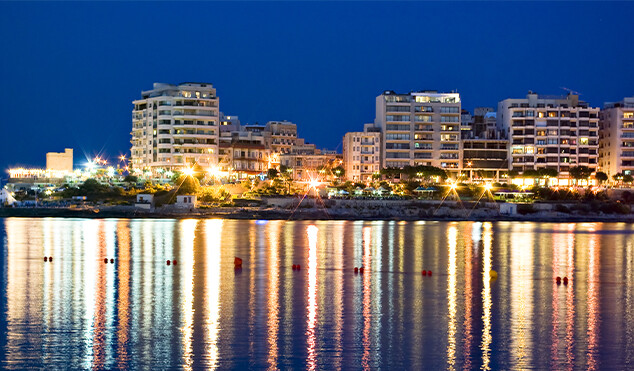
[234,257,243,267]
[44,257,48,262]
[110,259,114,264]
[354,267,359,273]
[422,270,427,276]
[359,267,365,274]
[563,277,569,285]
[427,271,432,276]
[296,264,301,270]
[166,260,171,265]
[556,276,562,284]
[292,264,297,270]
[104,258,108,264]
[49,257,53,262]
[173,260,177,265]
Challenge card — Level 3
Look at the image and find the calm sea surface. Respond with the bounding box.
[1,218,634,369]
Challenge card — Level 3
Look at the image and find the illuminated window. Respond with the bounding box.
[524,146,535,154]
[538,112,545,118]
[548,112,557,117]
[182,91,192,98]
[624,112,634,119]
[580,137,589,145]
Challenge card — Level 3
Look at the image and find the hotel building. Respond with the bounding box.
[497,92,599,183]
[375,91,461,176]
[599,97,634,178]
[342,123,381,181]
[131,82,219,171]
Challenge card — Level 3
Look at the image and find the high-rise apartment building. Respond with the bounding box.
[342,124,381,181]
[497,92,599,182]
[375,91,461,175]
[599,97,634,178]
[131,82,219,171]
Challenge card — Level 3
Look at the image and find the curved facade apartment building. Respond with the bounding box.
[131,82,219,171]
[497,92,599,183]
[375,91,462,176]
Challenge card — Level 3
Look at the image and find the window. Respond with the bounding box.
[385,133,410,140]
[440,106,459,113]
[386,115,410,122]
[625,112,634,119]
[415,115,432,122]
[580,137,589,145]
[386,124,410,131]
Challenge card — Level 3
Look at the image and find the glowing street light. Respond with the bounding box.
[183,167,195,177]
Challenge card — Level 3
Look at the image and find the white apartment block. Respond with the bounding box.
[131,82,219,171]
[497,92,599,182]
[599,97,634,178]
[342,123,381,182]
[375,91,461,175]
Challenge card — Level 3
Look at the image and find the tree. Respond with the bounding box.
[332,165,345,179]
[267,168,279,179]
[624,174,634,184]
[522,169,540,178]
[175,175,200,195]
[192,163,206,181]
[569,166,593,181]
[124,174,138,185]
[595,171,608,184]
[538,168,559,178]
[80,178,109,194]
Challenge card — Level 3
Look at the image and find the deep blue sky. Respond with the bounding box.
[1,1,633,175]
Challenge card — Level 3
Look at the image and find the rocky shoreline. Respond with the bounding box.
[2,204,634,223]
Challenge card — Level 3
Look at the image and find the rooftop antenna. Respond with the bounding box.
[560,87,582,96]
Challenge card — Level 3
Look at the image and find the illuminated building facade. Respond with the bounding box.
[131,82,219,171]
[280,153,341,181]
[342,123,381,181]
[497,92,599,182]
[46,148,73,172]
[263,121,316,155]
[375,90,462,175]
[599,97,634,178]
[218,130,271,179]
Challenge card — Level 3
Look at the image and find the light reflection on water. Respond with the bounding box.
[2,218,634,369]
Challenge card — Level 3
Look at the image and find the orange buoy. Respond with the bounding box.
[104,258,108,264]
[173,260,177,265]
[563,277,569,285]
[234,257,243,267]
[422,270,427,276]
[427,270,432,276]
[44,257,48,262]
[110,259,114,264]
[166,260,171,265]
[354,267,359,273]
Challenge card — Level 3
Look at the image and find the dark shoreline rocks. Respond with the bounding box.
[1,206,633,223]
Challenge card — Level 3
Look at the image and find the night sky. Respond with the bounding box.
[1,1,633,177]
